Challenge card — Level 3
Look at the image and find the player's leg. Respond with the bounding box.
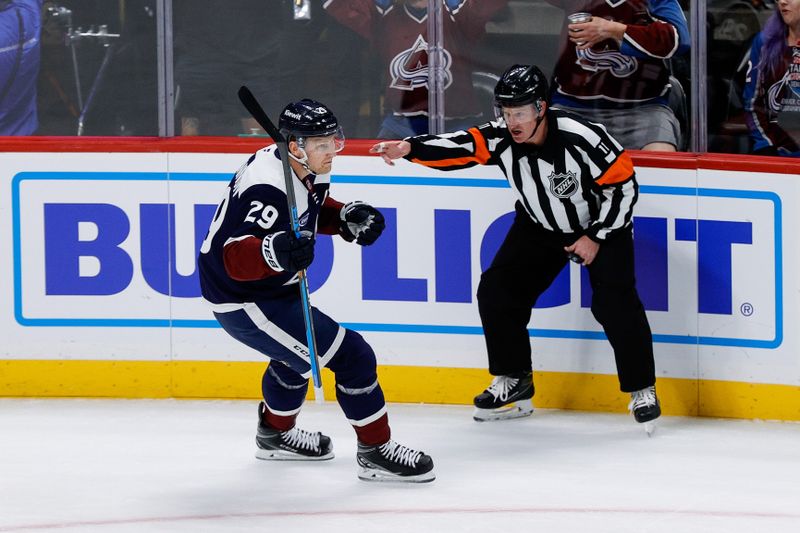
[253,362,333,460]
[326,329,434,483]
[474,208,567,421]
[586,228,660,427]
[213,297,344,460]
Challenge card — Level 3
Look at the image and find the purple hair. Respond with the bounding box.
[758,8,789,82]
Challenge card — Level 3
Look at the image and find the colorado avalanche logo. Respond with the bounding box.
[548,170,579,198]
[576,48,638,78]
[388,35,453,91]
[767,72,800,112]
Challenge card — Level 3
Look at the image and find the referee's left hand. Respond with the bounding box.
[565,236,600,266]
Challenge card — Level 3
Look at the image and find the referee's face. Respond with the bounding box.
[501,104,544,144]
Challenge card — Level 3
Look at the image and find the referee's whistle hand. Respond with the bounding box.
[564,236,600,266]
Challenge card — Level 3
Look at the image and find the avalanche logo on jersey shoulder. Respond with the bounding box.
[548,170,579,198]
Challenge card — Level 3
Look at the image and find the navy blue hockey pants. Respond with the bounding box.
[214,295,386,427]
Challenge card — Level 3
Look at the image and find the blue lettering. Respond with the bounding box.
[480,211,569,308]
[675,218,752,314]
[44,203,133,295]
[434,209,471,303]
[633,216,669,311]
[362,208,427,301]
[581,266,591,308]
[40,199,756,319]
[580,217,671,311]
[479,212,513,271]
[537,267,570,309]
[140,204,210,298]
[307,234,333,293]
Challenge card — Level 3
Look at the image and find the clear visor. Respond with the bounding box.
[298,127,346,154]
[494,104,538,124]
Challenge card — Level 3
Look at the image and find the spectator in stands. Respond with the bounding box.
[743,0,800,156]
[0,0,42,135]
[546,0,689,151]
[325,0,507,139]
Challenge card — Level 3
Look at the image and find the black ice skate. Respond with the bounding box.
[255,403,334,461]
[473,372,534,422]
[628,386,661,436]
[356,440,435,483]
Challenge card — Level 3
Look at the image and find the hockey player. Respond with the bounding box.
[371,65,661,431]
[198,99,434,481]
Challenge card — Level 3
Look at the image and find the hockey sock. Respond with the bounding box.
[262,405,297,432]
[353,413,390,446]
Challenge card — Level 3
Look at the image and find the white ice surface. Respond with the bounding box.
[0,399,798,532]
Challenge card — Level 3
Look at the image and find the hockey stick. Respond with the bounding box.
[237,85,325,403]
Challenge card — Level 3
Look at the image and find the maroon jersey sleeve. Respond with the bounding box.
[623,19,680,59]
[318,196,345,235]
[223,237,278,281]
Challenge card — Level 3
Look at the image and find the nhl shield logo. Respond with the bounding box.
[548,170,579,198]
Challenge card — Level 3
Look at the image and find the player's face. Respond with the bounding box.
[303,134,342,174]
[500,104,541,143]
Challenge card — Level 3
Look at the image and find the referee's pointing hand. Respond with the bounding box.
[370,140,411,166]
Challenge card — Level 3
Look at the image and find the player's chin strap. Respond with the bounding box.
[288,146,312,173]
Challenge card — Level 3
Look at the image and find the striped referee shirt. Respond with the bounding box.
[404,109,637,241]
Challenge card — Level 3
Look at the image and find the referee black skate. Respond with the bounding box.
[371,64,661,433]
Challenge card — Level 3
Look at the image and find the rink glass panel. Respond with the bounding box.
[6,2,795,153]
[34,0,159,136]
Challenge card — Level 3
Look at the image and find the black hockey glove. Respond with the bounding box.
[261,230,315,273]
[340,201,385,246]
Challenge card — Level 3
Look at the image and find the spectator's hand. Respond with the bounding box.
[569,18,627,50]
[262,230,315,273]
[369,140,411,166]
[340,201,385,245]
[564,236,600,266]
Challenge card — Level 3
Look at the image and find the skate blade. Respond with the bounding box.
[473,401,533,422]
[255,448,334,461]
[644,421,657,437]
[357,467,435,483]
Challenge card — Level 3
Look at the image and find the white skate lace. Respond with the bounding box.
[628,386,657,412]
[378,440,422,467]
[282,427,321,451]
[486,375,520,402]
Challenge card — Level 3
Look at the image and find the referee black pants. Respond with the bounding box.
[477,207,656,393]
